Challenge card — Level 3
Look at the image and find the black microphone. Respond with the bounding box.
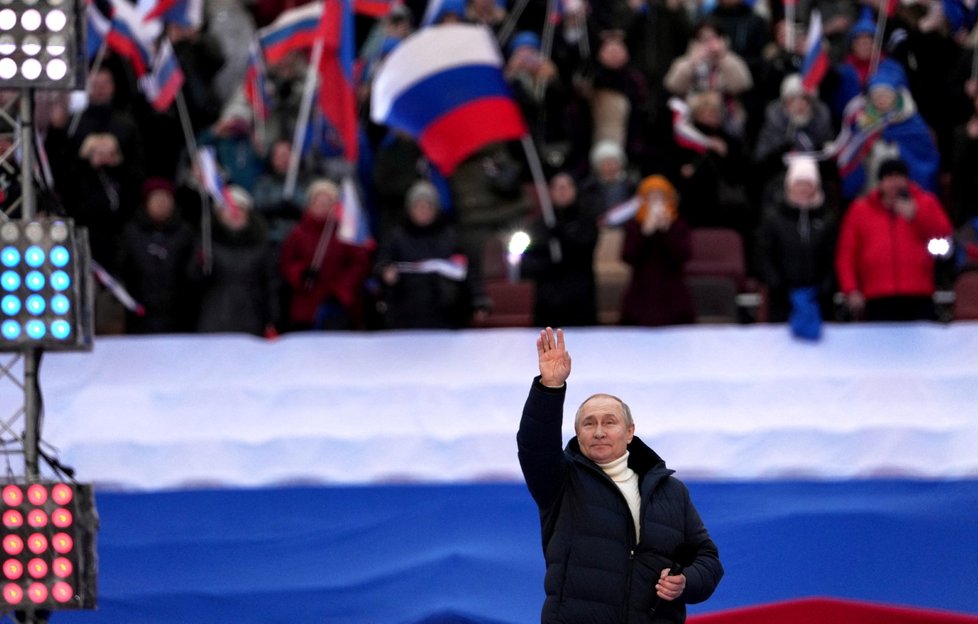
[649,542,698,616]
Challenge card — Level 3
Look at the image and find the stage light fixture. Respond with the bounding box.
[0,0,83,89]
[0,482,97,611]
[0,218,93,352]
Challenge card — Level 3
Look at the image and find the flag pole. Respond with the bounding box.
[868,1,889,78]
[520,134,561,263]
[497,0,531,49]
[536,0,558,101]
[285,37,326,200]
[306,210,338,290]
[785,0,796,54]
[250,39,269,155]
[68,39,109,137]
[174,88,213,275]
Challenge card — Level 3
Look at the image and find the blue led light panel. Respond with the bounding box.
[0,219,88,350]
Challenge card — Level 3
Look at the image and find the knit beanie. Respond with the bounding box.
[405,180,440,210]
[785,155,821,188]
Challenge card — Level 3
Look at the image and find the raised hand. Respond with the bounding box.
[537,327,571,388]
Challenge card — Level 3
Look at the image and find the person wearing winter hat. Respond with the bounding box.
[835,62,940,201]
[375,179,474,329]
[756,155,838,324]
[836,157,953,321]
[278,178,373,330]
[830,7,909,118]
[619,174,696,327]
[783,155,825,209]
[405,180,440,211]
[194,184,279,337]
[578,139,637,221]
[753,73,834,191]
[117,176,196,334]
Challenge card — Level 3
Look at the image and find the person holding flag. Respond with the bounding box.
[753,73,834,198]
[829,7,909,119]
[117,177,198,333]
[278,179,373,331]
[375,180,476,329]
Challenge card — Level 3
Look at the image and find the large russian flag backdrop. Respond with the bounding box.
[369,24,528,175]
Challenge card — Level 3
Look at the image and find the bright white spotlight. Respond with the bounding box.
[21,58,41,80]
[20,9,41,31]
[45,58,66,80]
[927,238,952,258]
[45,9,66,31]
[0,57,15,79]
[22,34,40,56]
[0,9,15,30]
[508,231,531,256]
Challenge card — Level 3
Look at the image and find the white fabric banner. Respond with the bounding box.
[12,323,978,489]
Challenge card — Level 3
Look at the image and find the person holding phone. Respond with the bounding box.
[836,158,953,321]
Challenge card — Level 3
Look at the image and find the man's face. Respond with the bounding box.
[851,34,874,60]
[878,173,909,204]
[89,71,114,106]
[549,174,576,207]
[786,178,818,208]
[575,396,634,464]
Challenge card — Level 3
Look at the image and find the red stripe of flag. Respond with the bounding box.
[418,97,527,175]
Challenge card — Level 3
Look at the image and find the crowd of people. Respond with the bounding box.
[13,0,978,334]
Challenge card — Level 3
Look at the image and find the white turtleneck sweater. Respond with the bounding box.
[598,451,641,541]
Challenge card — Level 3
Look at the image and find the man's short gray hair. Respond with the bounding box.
[574,393,633,428]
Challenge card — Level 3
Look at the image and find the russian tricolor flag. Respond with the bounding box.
[354,0,394,18]
[143,0,203,26]
[338,176,374,248]
[316,0,359,164]
[87,0,111,61]
[801,10,829,93]
[244,38,271,121]
[668,97,713,155]
[257,1,323,66]
[197,146,241,218]
[370,24,528,175]
[139,39,185,112]
[95,0,160,77]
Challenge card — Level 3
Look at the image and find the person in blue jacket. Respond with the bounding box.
[837,63,940,201]
[517,327,723,623]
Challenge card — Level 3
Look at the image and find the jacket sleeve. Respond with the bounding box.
[279,230,307,290]
[835,202,861,294]
[677,481,724,605]
[517,377,569,509]
[909,190,953,242]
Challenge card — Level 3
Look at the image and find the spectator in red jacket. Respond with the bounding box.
[835,158,953,321]
[279,179,373,330]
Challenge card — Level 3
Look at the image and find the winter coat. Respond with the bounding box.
[117,211,197,334]
[520,201,599,327]
[836,183,952,300]
[193,215,277,335]
[63,159,142,271]
[619,217,695,326]
[756,201,838,322]
[279,210,373,328]
[517,379,724,624]
[375,216,470,329]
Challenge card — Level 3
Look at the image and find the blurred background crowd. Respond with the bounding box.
[8,0,978,336]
